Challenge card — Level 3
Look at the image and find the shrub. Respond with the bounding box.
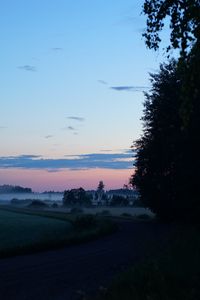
[137,214,151,220]
[98,210,111,216]
[70,207,84,214]
[120,213,132,217]
[51,202,58,208]
[28,200,48,208]
[133,199,145,207]
[11,198,32,206]
[74,215,97,230]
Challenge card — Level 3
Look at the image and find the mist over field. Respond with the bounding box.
[0,192,63,202]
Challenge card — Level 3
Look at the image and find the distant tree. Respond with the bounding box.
[0,185,32,194]
[96,181,105,204]
[97,181,105,191]
[63,190,75,206]
[63,188,91,206]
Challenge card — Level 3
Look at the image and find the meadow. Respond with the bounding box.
[0,206,116,258]
[0,209,72,257]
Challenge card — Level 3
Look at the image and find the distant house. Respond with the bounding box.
[107,189,139,205]
[87,188,139,206]
[90,191,106,206]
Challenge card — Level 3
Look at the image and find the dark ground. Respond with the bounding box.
[0,220,171,300]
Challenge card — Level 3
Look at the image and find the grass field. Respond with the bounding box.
[0,206,116,258]
[0,209,72,257]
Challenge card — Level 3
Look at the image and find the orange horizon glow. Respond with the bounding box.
[0,168,135,192]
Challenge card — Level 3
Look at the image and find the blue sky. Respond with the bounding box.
[0,0,168,191]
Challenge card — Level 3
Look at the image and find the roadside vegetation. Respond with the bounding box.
[95,225,200,300]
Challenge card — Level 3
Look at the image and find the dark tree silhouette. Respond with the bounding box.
[143,0,200,56]
[131,60,184,220]
[131,0,200,222]
[97,181,105,191]
[63,188,91,206]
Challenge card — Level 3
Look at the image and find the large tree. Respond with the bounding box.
[131,60,184,220]
[131,0,200,221]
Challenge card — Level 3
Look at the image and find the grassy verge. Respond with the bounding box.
[0,206,116,259]
[95,225,200,300]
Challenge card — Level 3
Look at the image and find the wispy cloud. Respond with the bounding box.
[0,152,135,171]
[110,86,149,92]
[67,116,85,122]
[47,169,61,173]
[98,80,108,85]
[62,126,76,131]
[100,149,113,152]
[67,126,75,131]
[97,80,149,93]
[51,47,63,51]
[18,155,42,159]
[0,126,7,129]
[18,65,37,72]
[45,135,53,139]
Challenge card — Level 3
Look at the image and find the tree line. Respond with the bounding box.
[131,0,200,222]
[0,185,32,194]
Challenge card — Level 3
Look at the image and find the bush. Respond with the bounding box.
[28,200,48,208]
[51,202,58,208]
[133,199,145,207]
[74,215,97,230]
[70,207,84,214]
[98,210,111,216]
[137,214,151,220]
[11,198,32,206]
[10,198,19,204]
[120,213,132,217]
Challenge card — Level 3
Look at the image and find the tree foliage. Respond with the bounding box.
[131,1,200,221]
[97,181,105,191]
[63,188,92,206]
[143,0,200,56]
[131,60,183,220]
[132,57,200,221]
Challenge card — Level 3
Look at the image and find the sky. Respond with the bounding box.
[0,0,168,191]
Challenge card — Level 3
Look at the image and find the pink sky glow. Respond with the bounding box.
[0,168,134,192]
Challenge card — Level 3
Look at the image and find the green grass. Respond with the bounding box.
[0,209,72,258]
[0,206,116,258]
[0,205,76,222]
[95,225,200,300]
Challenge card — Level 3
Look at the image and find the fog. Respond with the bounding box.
[0,193,63,202]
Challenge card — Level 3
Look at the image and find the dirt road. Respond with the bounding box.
[0,220,170,300]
